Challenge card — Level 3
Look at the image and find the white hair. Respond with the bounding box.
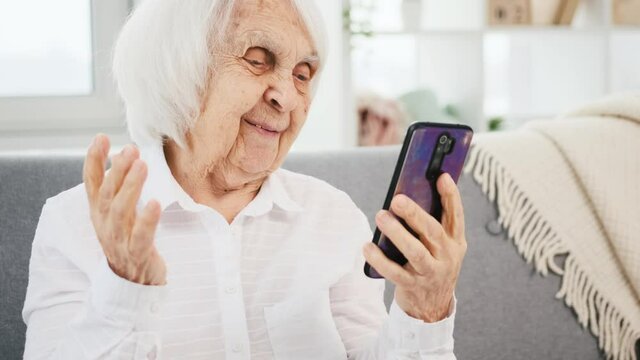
[112,0,327,147]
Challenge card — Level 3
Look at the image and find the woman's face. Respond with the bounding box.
[187,0,319,180]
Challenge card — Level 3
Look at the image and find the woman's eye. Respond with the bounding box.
[293,63,312,83]
[243,47,271,72]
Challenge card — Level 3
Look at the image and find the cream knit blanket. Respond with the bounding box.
[464,93,640,360]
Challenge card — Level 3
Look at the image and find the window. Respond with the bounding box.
[0,0,93,97]
[0,0,130,132]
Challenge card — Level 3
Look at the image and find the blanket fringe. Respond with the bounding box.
[464,145,639,360]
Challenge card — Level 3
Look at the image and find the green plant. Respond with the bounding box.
[343,1,375,38]
[443,104,460,120]
[488,116,504,131]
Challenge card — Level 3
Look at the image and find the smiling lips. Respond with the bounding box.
[243,118,282,136]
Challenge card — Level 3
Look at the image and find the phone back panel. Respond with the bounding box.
[365,123,473,279]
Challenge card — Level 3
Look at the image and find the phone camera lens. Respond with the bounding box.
[439,135,448,144]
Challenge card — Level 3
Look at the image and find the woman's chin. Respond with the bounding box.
[239,149,279,175]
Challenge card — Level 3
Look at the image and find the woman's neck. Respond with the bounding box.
[163,140,263,223]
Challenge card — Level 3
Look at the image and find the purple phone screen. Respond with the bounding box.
[366,124,473,279]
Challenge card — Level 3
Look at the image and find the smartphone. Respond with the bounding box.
[364,122,473,279]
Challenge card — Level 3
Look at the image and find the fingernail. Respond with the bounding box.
[446,173,455,184]
[395,195,407,209]
[148,199,160,212]
[96,135,107,155]
[377,210,390,223]
[131,160,144,174]
[440,173,451,186]
[363,242,375,254]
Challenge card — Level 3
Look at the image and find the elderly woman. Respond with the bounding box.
[22,0,467,359]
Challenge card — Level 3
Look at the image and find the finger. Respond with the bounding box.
[129,200,161,257]
[98,144,139,211]
[83,134,110,205]
[390,194,447,249]
[109,159,148,232]
[437,173,465,240]
[363,242,415,287]
[375,210,432,274]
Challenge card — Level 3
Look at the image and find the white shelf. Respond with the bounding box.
[359,30,479,36]
[483,26,610,33]
[357,26,626,36]
[609,26,640,31]
[347,0,639,132]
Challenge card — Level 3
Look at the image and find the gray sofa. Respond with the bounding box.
[0,146,606,359]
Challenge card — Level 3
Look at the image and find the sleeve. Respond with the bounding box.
[329,209,457,359]
[22,199,168,359]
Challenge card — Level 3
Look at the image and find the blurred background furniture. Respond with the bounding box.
[347,0,640,133]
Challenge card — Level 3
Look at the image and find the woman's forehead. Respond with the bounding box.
[234,0,299,19]
[227,2,317,62]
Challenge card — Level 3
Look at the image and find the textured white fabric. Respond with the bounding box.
[464,92,640,360]
[563,92,640,297]
[22,143,456,359]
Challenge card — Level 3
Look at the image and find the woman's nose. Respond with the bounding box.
[263,75,297,113]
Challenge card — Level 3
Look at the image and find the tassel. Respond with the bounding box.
[464,144,639,360]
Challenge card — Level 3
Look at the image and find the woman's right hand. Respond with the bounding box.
[83,134,167,286]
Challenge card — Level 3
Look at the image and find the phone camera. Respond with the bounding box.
[439,134,448,145]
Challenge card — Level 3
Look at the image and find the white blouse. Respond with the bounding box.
[23,144,456,359]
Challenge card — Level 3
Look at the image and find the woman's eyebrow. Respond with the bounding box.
[244,32,319,65]
[300,54,320,67]
[245,32,281,54]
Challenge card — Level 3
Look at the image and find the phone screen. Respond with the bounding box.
[364,122,473,279]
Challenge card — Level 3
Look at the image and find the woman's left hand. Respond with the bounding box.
[363,173,467,322]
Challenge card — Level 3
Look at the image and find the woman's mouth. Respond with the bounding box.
[243,118,280,137]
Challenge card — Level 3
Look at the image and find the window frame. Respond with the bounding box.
[0,0,131,132]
